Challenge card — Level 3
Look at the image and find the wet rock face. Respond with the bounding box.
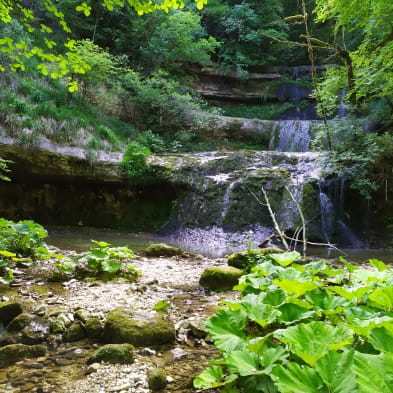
[103,308,176,347]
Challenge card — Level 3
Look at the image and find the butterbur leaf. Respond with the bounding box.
[193,365,236,389]
[368,287,393,311]
[369,258,389,272]
[225,349,260,376]
[339,256,359,273]
[240,294,280,327]
[368,326,393,353]
[273,279,319,298]
[262,289,287,306]
[306,288,351,311]
[315,349,357,392]
[274,321,354,366]
[269,251,300,267]
[345,316,393,336]
[271,362,323,393]
[205,310,247,353]
[330,285,372,303]
[353,352,393,392]
[259,346,288,374]
[101,259,122,273]
[277,303,315,324]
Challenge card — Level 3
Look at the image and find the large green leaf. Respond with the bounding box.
[353,352,393,393]
[368,258,389,272]
[315,349,357,392]
[101,259,122,273]
[368,326,393,353]
[269,251,301,267]
[225,349,260,376]
[305,288,351,312]
[259,346,288,374]
[273,279,320,298]
[193,365,237,389]
[274,321,354,366]
[345,316,393,336]
[239,294,280,327]
[205,309,247,353]
[271,363,323,393]
[262,289,287,306]
[277,303,315,325]
[368,287,393,311]
[329,285,372,303]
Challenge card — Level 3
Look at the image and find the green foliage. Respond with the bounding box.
[74,240,140,281]
[312,121,381,199]
[195,252,393,392]
[120,141,152,179]
[0,156,11,181]
[221,103,296,120]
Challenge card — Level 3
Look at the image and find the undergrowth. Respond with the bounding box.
[195,250,393,392]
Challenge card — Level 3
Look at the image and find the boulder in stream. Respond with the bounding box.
[0,301,23,326]
[87,343,134,365]
[199,266,243,290]
[0,343,46,367]
[103,308,175,346]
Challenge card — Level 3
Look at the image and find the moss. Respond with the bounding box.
[63,322,86,342]
[87,343,134,365]
[103,308,175,346]
[227,248,284,269]
[6,313,34,332]
[199,267,243,290]
[145,243,186,257]
[148,368,167,391]
[0,344,46,367]
[85,317,103,340]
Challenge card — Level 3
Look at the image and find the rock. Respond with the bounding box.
[85,362,101,375]
[6,313,34,332]
[74,309,89,323]
[199,266,243,290]
[103,308,175,347]
[140,347,156,356]
[145,243,186,257]
[85,317,103,340]
[189,319,208,338]
[21,319,50,345]
[227,247,284,269]
[87,344,134,365]
[63,321,86,342]
[0,301,23,325]
[147,368,167,391]
[50,319,66,334]
[0,344,46,367]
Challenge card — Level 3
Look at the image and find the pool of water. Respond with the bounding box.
[46,226,393,263]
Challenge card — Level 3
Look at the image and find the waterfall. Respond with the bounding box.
[220,179,243,223]
[318,190,335,244]
[271,120,312,152]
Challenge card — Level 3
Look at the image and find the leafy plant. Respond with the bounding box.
[195,251,393,392]
[120,141,153,179]
[74,240,140,281]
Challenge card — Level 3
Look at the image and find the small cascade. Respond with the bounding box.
[318,190,335,244]
[272,120,312,152]
[337,91,348,119]
[220,179,243,223]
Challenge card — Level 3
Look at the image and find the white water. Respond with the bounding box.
[272,120,312,152]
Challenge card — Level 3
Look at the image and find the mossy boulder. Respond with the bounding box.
[227,248,284,269]
[199,267,243,290]
[148,367,167,391]
[63,321,86,342]
[87,343,134,365]
[103,308,175,347]
[85,317,103,340]
[145,243,186,257]
[0,301,23,326]
[6,313,34,332]
[0,344,46,367]
[20,319,50,345]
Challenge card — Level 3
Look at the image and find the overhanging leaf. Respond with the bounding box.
[193,365,237,389]
[273,279,320,298]
[368,326,393,353]
[269,251,301,267]
[225,349,260,376]
[277,303,315,325]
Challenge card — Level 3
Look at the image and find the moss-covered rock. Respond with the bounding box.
[0,301,23,326]
[63,321,86,342]
[87,343,134,365]
[227,248,284,269]
[148,367,167,391]
[103,308,175,346]
[85,317,103,340]
[0,344,46,367]
[199,267,243,290]
[145,243,186,257]
[20,319,50,345]
[6,313,34,332]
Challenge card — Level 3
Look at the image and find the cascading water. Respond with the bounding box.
[272,120,312,152]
